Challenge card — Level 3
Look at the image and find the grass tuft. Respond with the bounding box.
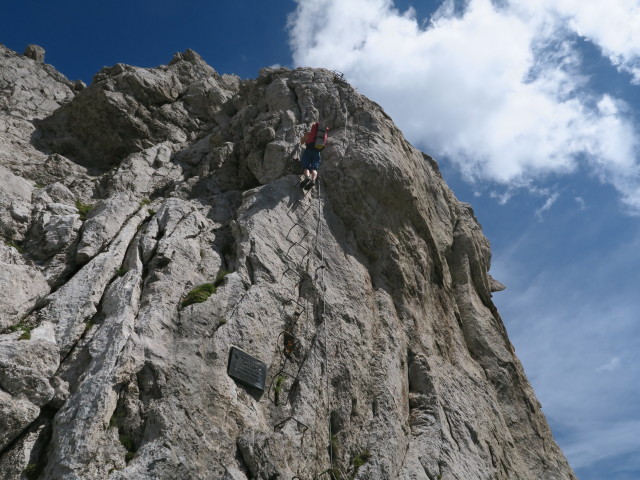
[341,449,370,479]
[274,376,285,405]
[180,269,231,309]
[9,322,32,340]
[7,240,25,253]
[181,283,216,308]
[23,462,41,479]
[75,199,94,221]
[119,434,136,462]
[115,266,129,277]
[119,434,134,451]
[351,450,371,470]
[213,269,230,287]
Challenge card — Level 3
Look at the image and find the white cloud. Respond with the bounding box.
[288,0,640,212]
[489,189,513,205]
[535,191,559,219]
[596,356,621,373]
[513,0,640,82]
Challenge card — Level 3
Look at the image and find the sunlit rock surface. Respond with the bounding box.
[0,43,576,480]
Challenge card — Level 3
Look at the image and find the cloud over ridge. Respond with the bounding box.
[288,0,640,211]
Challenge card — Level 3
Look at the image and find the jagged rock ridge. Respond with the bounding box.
[0,43,576,480]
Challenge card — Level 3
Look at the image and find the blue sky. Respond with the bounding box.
[2,1,639,478]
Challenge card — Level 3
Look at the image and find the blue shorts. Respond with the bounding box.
[301,147,321,170]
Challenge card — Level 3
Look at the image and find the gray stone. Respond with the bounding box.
[49,376,70,409]
[74,193,140,263]
[0,390,40,450]
[19,197,83,286]
[0,324,58,406]
[35,53,239,172]
[0,244,50,328]
[489,274,507,292]
[44,182,76,205]
[23,44,45,63]
[9,201,30,223]
[0,165,34,239]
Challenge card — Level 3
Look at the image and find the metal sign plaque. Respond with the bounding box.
[227,347,267,391]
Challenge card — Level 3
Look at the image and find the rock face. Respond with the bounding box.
[0,43,576,480]
[23,45,45,63]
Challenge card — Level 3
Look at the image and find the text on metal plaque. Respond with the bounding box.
[227,346,267,391]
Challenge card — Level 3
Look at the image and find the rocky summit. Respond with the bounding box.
[0,43,576,480]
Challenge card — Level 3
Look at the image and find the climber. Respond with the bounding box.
[299,122,328,189]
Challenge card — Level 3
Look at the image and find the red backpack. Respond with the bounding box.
[308,122,328,150]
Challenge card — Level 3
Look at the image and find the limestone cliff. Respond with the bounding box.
[0,43,576,480]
